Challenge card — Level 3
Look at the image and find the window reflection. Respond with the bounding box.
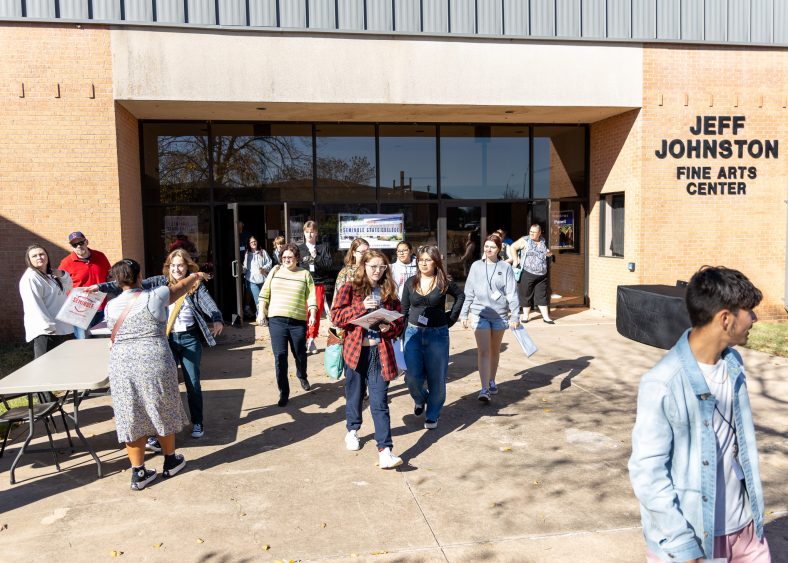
[142,123,210,204]
[379,203,438,262]
[379,125,437,200]
[143,206,214,276]
[533,126,586,199]
[440,126,530,200]
[212,123,313,202]
[315,124,376,201]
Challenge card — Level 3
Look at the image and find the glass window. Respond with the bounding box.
[143,205,214,276]
[315,124,376,202]
[533,126,587,199]
[600,193,625,257]
[444,205,482,286]
[379,125,438,201]
[142,123,211,204]
[439,126,530,200]
[212,123,314,202]
[379,203,438,263]
[314,203,379,279]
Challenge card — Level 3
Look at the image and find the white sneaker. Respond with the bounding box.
[191,424,204,438]
[345,430,360,451]
[307,338,318,355]
[378,447,403,469]
[424,420,438,430]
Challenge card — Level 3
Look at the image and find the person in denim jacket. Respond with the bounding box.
[629,266,770,562]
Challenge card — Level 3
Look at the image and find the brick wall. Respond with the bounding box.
[0,24,138,340]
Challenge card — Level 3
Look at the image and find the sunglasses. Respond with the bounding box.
[70,240,87,248]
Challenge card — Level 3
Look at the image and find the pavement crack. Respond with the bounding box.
[403,476,449,562]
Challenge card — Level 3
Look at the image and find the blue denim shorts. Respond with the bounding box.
[470,314,508,331]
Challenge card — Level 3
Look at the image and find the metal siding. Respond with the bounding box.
[280,0,307,27]
[25,0,56,17]
[750,0,772,43]
[680,0,702,40]
[124,0,153,20]
[218,0,246,24]
[338,0,364,29]
[556,0,580,37]
[477,0,501,34]
[422,0,448,33]
[156,0,185,22]
[530,0,555,36]
[95,0,123,19]
[704,0,727,41]
[607,0,631,37]
[632,0,656,38]
[582,0,606,37]
[394,0,420,31]
[249,0,277,25]
[728,0,750,42]
[0,0,21,16]
[367,0,393,30]
[60,0,88,18]
[656,0,680,39]
[187,0,216,23]
[310,0,336,28]
[502,0,528,35]
[450,0,474,33]
[776,0,788,43]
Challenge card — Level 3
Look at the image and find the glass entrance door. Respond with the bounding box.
[441,203,484,287]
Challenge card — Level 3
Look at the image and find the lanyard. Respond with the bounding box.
[484,259,499,292]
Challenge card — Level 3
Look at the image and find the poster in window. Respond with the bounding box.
[550,210,575,250]
[164,215,200,260]
[337,214,405,249]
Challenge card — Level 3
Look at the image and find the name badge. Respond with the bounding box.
[418,314,429,325]
[491,289,502,300]
[240,245,246,252]
[309,264,315,272]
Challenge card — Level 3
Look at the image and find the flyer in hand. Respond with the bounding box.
[349,308,404,330]
[511,326,538,357]
[56,288,107,330]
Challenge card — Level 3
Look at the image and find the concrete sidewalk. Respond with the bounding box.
[2,310,786,562]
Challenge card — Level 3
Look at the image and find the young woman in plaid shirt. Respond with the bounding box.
[332,249,405,469]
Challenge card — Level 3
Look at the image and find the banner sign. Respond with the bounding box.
[550,209,575,250]
[338,214,405,249]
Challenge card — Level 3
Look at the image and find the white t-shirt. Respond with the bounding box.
[105,286,170,327]
[698,359,752,536]
[168,299,196,332]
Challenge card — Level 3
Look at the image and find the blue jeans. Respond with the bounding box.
[344,346,392,450]
[245,280,263,316]
[404,324,449,421]
[73,309,105,339]
[169,328,203,425]
[268,316,308,400]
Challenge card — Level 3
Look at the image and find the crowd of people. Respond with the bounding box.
[16,227,775,562]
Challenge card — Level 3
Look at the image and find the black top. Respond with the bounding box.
[401,279,465,328]
[297,243,333,285]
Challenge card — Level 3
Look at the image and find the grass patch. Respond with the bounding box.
[745,322,788,358]
[0,342,34,421]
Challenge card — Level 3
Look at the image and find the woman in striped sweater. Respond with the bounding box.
[259,243,317,407]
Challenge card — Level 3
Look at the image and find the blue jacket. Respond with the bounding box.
[99,275,223,347]
[628,330,764,561]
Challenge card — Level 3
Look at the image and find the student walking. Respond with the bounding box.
[401,245,464,429]
[243,235,272,322]
[332,250,405,469]
[459,234,520,402]
[390,240,417,299]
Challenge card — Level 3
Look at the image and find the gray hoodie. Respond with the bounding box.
[459,258,519,321]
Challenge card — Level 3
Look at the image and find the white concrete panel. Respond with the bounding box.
[111,29,643,109]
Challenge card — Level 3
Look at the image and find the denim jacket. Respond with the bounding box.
[99,275,223,347]
[628,330,764,561]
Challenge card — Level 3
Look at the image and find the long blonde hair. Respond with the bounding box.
[343,238,370,266]
[352,250,398,303]
[162,248,200,285]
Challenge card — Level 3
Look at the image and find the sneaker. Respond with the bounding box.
[145,437,162,454]
[191,424,204,438]
[162,453,186,479]
[345,430,361,451]
[489,381,499,395]
[414,403,424,416]
[478,389,491,403]
[307,338,318,355]
[424,420,438,430]
[130,466,157,491]
[378,447,403,469]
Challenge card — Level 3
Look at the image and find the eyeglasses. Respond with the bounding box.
[365,264,387,271]
[70,241,87,248]
[418,258,433,263]
[396,249,410,254]
[281,255,296,260]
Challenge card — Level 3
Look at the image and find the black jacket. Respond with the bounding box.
[297,243,333,286]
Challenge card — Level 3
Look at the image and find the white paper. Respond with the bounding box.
[349,308,403,330]
[393,338,407,372]
[55,288,107,330]
[511,326,537,357]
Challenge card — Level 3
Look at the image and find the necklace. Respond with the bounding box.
[419,275,436,295]
[714,403,739,458]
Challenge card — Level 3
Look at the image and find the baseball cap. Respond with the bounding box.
[68,231,86,244]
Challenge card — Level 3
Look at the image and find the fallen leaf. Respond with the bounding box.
[153,543,163,549]
[261,545,270,551]
[321,522,327,528]
[543,409,553,413]
[110,551,123,557]
[0,524,7,532]
[196,538,204,544]
[533,480,541,486]
[371,551,388,556]
[499,446,512,452]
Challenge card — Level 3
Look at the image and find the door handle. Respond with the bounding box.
[231,260,238,278]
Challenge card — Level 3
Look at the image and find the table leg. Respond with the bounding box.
[9,393,35,485]
[68,390,103,479]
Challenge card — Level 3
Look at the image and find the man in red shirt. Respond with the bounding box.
[59,231,112,339]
